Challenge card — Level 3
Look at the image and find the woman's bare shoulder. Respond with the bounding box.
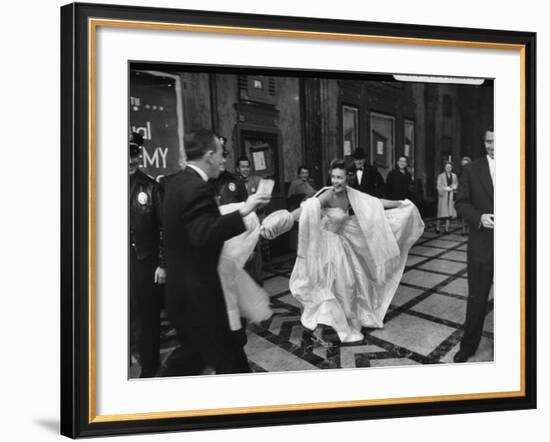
[315,187,333,206]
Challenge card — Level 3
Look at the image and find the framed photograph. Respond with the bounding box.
[342,104,359,156]
[61,2,536,438]
[370,112,395,177]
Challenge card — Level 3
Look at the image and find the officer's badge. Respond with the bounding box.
[137,192,148,205]
[228,182,236,192]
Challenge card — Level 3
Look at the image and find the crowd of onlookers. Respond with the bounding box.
[128,127,494,376]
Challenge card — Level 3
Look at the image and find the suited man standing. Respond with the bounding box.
[453,128,495,363]
[163,129,270,375]
[350,148,385,198]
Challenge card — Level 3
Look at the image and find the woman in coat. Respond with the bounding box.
[436,161,458,233]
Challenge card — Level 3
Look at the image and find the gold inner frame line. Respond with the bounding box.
[87,18,527,423]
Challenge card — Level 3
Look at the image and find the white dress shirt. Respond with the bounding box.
[487,154,495,185]
[186,163,209,182]
[356,169,363,185]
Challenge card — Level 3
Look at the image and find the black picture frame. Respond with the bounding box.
[61,2,537,438]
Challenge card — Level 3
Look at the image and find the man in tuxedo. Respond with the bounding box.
[163,129,270,375]
[453,128,495,363]
[350,148,385,198]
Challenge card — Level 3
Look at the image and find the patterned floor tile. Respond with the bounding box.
[340,345,385,368]
[420,231,439,238]
[400,269,450,288]
[439,250,467,262]
[371,313,456,356]
[406,255,428,267]
[268,314,298,335]
[370,358,421,368]
[418,259,467,274]
[440,234,468,242]
[246,335,319,372]
[410,293,467,325]
[438,278,469,297]
[410,246,446,257]
[278,293,303,309]
[422,239,462,249]
[391,286,424,307]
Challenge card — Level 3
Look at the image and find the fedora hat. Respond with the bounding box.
[351,148,366,160]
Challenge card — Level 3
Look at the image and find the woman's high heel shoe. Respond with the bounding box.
[311,328,334,348]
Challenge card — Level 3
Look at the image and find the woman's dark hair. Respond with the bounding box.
[443,160,453,169]
[329,158,347,172]
[395,156,411,174]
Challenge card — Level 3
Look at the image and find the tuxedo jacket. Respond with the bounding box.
[455,157,494,263]
[163,167,246,349]
[351,164,385,198]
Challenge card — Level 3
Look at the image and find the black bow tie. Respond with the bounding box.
[357,167,363,171]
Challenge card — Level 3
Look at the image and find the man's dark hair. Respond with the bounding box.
[236,156,251,167]
[184,129,218,161]
[297,164,310,175]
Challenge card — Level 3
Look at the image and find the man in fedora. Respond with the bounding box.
[350,148,385,198]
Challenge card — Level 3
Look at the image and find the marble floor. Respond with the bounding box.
[131,219,494,377]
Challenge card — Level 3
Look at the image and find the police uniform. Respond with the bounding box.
[130,168,164,377]
[212,170,248,205]
[239,174,262,197]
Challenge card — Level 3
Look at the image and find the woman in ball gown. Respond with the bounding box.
[261,159,424,346]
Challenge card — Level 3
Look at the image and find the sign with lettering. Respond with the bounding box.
[129,71,181,179]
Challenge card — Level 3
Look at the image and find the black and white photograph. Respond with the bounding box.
[128,63,495,378]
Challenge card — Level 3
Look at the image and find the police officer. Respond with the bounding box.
[211,136,247,205]
[129,132,165,377]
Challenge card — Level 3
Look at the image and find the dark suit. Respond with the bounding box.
[163,166,249,374]
[351,164,385,198]
[385,168,413,201]
[454,156,494,355]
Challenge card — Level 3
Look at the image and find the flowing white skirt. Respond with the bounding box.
[289,197,424,342]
